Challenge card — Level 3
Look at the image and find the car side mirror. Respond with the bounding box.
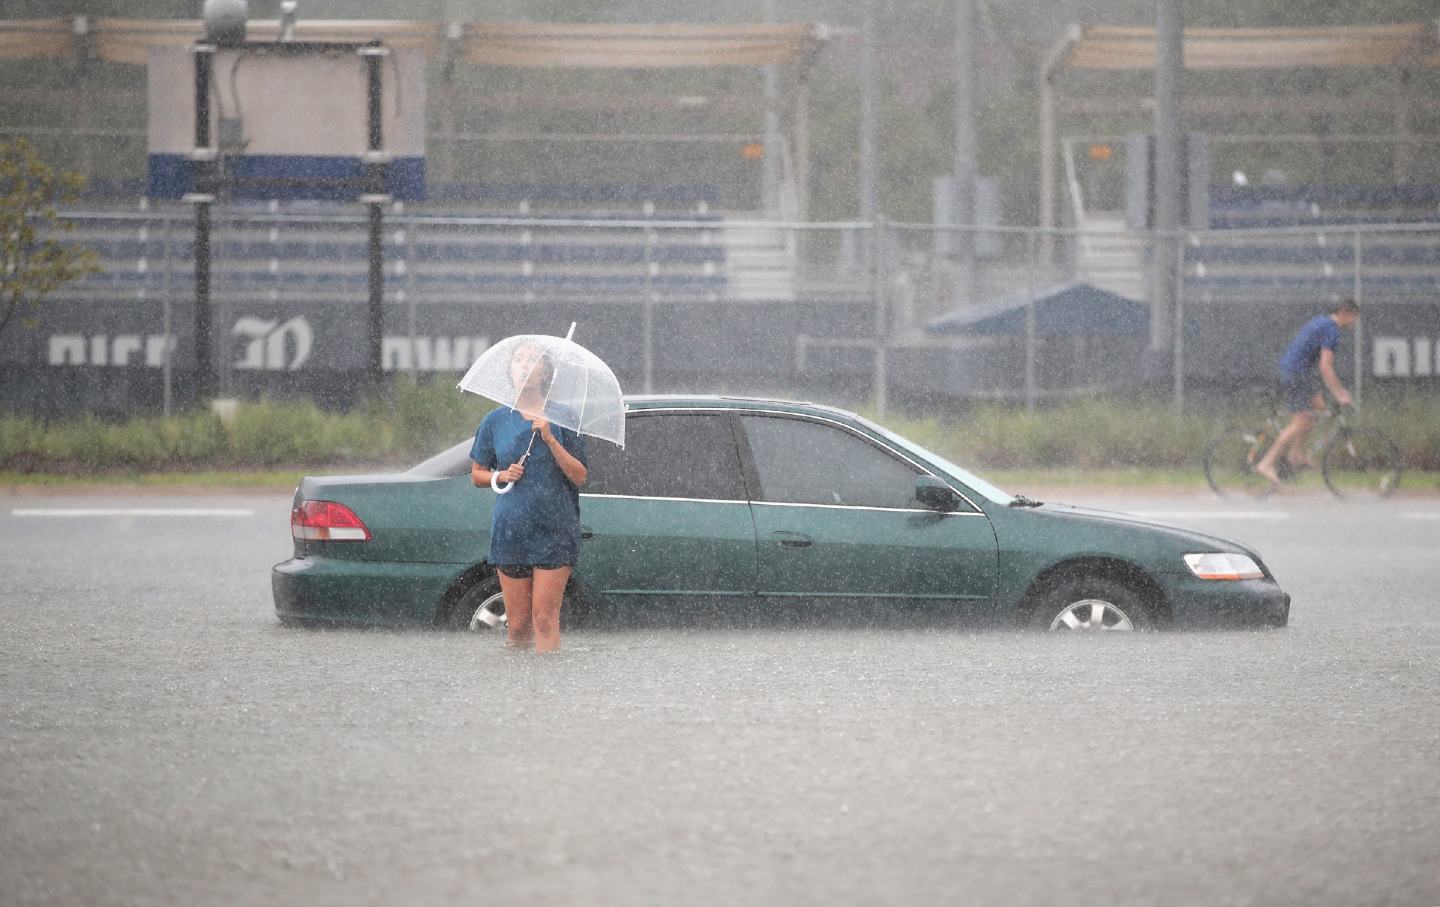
[915,476,959,511]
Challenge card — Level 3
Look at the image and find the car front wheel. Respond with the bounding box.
[1029,577,1152,632]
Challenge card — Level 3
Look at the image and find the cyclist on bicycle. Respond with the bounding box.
[1253,298,1360,486]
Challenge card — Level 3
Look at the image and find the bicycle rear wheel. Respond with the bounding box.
[1322,428,1403,499]
[1203,427,1274,498]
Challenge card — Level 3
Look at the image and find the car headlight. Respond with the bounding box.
[1184,552,1264,581]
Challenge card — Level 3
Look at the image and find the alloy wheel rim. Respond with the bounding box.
[1048,598,1135,631]
[467,591,507,631]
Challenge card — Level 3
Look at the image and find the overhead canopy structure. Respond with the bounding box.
[1060,23,1440,71]
[461,23,826,68]
[1039,22,1440,234]
[0,18,826,69]
[927,283,1148,337]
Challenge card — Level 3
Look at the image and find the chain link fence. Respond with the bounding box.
[7,205,1440,417]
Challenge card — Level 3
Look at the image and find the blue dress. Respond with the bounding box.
[470,407,588,567]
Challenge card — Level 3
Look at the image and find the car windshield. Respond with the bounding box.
[852,415,1014,505]
[408,439,473,478]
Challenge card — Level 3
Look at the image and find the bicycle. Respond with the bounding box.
[1203,397,1403,500]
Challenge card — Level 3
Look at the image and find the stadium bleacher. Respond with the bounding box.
[50,182,777,305]
[1184,185,1440,302]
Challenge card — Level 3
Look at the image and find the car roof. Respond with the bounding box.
[622,394,862,422]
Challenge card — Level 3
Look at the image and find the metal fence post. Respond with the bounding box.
[1024,230,1037,414]
[161,214,174,417]
[1353,229,1364,407]
[1173,229,1186,413]
[643,228,655,394]
[405,217,418,378]
[872,217,889,418]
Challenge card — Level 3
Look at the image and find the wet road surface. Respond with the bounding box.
[2,491,1438,905]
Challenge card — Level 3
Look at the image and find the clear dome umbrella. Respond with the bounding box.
[457,323,625,494]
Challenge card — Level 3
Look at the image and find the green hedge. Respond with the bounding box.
[0,377,492,473]
[2,383,1437,473]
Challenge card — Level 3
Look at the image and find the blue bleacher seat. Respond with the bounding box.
[1185,184,1440,299]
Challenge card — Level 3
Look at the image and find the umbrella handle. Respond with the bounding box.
[489,429,540,495]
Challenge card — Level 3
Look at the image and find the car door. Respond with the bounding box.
[576,411,758,609]
[737,413,997,609]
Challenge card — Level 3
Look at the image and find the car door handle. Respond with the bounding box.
[770,530,813,549]
[580,525,594,541]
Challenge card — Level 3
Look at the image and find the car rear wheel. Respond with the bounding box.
[445,577,507,632]
[442,574,590,632]
[1029,577,1152,632]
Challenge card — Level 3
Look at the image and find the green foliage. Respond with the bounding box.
[364,375,495,456]
[871,394,1440,472]
[2,391,1438,476]
[0,138,100,337]
[0,377,491,473]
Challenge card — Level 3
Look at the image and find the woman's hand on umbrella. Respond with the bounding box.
[531,417,555,442]
[497,463,525,483]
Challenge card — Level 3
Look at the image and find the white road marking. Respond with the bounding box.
[1400,512,1440,521]
[11,508,256,518]
[1132,511,1290,521]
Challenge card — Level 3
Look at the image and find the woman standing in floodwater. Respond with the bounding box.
[469,341,588,652]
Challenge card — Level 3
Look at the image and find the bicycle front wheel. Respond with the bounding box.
[1203,427,1274,498]
[1322,428,1403,500]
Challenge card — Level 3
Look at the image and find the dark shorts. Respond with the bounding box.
[1278,371,1320,413]
[496,563,570,579]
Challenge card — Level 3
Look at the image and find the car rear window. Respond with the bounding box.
[408,440,474,478]
[585,413,745,500]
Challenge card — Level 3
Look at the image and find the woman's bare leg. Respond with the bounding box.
[530,567,571,653]
[497,572,534,648]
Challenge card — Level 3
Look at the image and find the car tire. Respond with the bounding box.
[1028,576,1153,632]
[442,573,591,632]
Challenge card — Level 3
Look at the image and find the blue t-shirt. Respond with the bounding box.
[1278,315,1341,375]
[470,407,588,566]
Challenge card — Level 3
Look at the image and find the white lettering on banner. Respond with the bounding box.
[48,336,85,365]
[45,324,483,372]
[383,335,489,372]
[49,334,175,367]
[1373,336,1440,378]
[233,317,313,371]
[111,335,143,366]
[145,336,176,366]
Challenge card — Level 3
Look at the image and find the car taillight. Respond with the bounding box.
[291,500,372,542]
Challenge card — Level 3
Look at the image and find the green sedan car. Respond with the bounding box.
[272,396,1290,632]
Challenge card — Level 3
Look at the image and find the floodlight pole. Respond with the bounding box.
[859,0,877,234]
[360,43,391,391]
[953,0,978,308]
[1151,0,1184,399]
[762,0,781,216]
[190,42,218,405]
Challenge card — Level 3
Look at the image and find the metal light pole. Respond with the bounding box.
[1151,0,1184,401]
[953,0,978,308]
[360,43,389,391]
[762,0,782,216]
[190,42,217,405]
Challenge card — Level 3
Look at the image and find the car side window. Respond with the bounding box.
[740,415,922,509]
[585,413,745,501]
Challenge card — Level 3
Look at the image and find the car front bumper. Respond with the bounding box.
[272,556,467,627]
[1161,573,1290,629]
